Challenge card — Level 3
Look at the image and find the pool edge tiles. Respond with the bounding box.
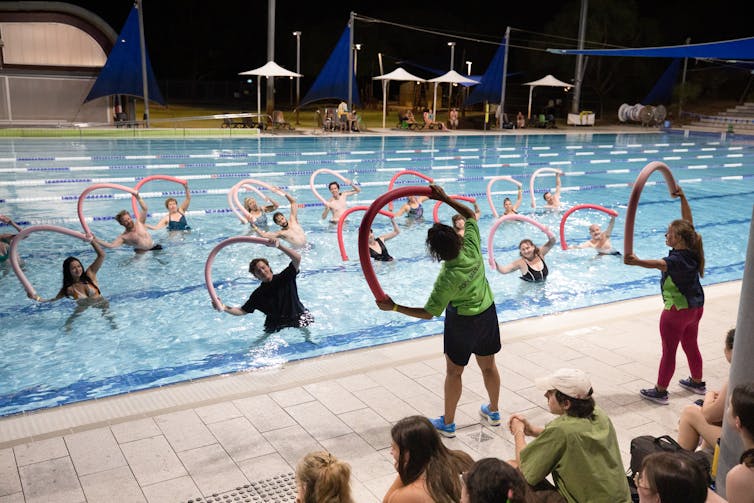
[0,279,742,449]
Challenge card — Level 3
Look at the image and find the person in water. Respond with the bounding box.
[502,187,523,215]
[252,192,307,249]
[368,218,400,261]
[146,183,192,231]
[321,180,361,223]
[96,194,161,252]
[394,195,429,222]
[0,214,23,263]
[569,215,620,255]
[494,233,556,282]
[243,193,280,230]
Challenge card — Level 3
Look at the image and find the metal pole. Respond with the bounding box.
[266,0,275,116]
[293,31,301,125]
[571,0,588,114]
[499,26,510,128]
[348,12,354,111]
[448,42,456,110]
[679,37,691,122]
[136,0,149,127]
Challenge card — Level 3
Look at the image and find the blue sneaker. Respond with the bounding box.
[430,416,456,438]
[679,377,707,395]
[640,387,669,405]
[480,404,501,426]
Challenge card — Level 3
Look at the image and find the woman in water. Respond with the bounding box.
[243,193,280,229]
[368,218,400,261]
[0,214,23,264]
[394,195,429,222]
[502,186,523,215]
[146,183,192,231]
[493,233,556,282]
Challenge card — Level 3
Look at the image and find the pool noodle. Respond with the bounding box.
[204,235,275,312]
[386,170,434,211]
[487,214,554,269]
[529,168,563,208]
[78,183,139,238]
[228,178,284,223]
[486,176,522,218]
[559,204,619,250]
[131,175,187,218]
[309,168,351,205]
[431,195,476,223]
[359,186,433,301]
[337,206,395,261]
[9,225,90,300]
[623,161,680,256]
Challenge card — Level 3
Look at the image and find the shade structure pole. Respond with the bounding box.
[136,0,149,127]
[266,0,275,115]
[348,11,355,110]
[499,26,511,128]
[679,37,691,120]
[382,80,387,129]
[527,86,534,119]
[257,84,262,125]
[433,83,438,119]
[570,0,588,114]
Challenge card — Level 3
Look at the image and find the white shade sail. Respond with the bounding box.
[428,70,479,118]
[238,61,303,121]
[371,67,426,128]
[523,74,571,119]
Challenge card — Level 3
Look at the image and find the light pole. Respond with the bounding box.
[447,42,456,109]
[353,43,362,109]
[465,61,472,75]
[293,30,301,125]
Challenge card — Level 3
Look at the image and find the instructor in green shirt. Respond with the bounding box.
[377,184,502,439]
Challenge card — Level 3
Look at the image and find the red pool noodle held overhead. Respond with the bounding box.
[559,204,618,250]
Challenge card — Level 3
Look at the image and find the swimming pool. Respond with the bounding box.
[0,131,751,416]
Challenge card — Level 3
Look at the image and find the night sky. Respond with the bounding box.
[56,0,753,104]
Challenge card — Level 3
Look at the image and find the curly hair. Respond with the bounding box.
[426,223,463,261]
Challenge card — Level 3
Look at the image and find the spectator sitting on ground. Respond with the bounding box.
[461,457,557,503]
[635,451,721,503]
[677,328,734,452]
[508,368,632,503]
[295,451,354,503]
[725,382,754,503]
[448,108,459,130]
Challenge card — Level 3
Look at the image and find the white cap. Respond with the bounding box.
[535,368,593,400]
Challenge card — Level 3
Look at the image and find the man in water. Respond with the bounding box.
[569,216,620,255]
[216,238,313,333]
[96,194,160,252]
[321,180,360,223]
[542,172,562,210]
[252,192,307,248]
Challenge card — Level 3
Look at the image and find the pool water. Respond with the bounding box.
[0,132,751,416]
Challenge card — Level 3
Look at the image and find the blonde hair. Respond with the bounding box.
[669,219,705,277]
[296,451,354,503]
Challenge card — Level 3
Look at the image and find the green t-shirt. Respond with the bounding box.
[424,219,495,317]
[519,405,632,503]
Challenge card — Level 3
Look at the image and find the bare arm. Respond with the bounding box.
[554,173,562,197]
[604,216,616,238]
[343,179,360,195]
[380,218,400,241]
[95,235,125,249]
[284,193,299,222]
[86,239,106,276]
[393,203,410,218]
[251,223,278,240]
[263,195,280,213]
[0,215,23,233]
[179,184,191,212]
[146,215,169,230]
[429,184,474,220]
[275,239,302,271]
[513,187,523,211]
[376,295,433,320]
[702,381,727,424]
[624,254,667,271]
[674,186,693,225]
[495,258,525,275]
[135,194,148,224]
[539,233,557,256]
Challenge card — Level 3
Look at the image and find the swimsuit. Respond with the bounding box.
[167,214,190,231]
[407,204,424,219]
[69,281,101,300]
[369,238,393,261]
[252,212,269,228]
[520,255,548,282]
[135,244,163,252]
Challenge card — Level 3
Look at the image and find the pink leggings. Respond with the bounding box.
[657,306,704,388]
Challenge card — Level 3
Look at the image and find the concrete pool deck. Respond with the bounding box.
[0,280,742,502]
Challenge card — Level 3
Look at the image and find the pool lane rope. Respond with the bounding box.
[529,168,563,208]
[487,214,555,269]
[386,170,434,211]
[204,235,276,312]
[431,195,477,223]
[623,161,680,257]
[359,186,433,302]
[227,178,286,223]
[9,225,92,301]
[486,176,523,218]
[337,206,395,261]
[77,183,139,239]
[559,204,619,250]
[131,175,188,219]
[309,168,353,206]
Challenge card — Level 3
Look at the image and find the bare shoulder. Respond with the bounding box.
[727,463,754,495]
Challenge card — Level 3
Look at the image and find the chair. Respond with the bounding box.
[271,110,294,130]
[322,108,337,132]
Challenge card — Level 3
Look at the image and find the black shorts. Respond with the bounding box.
[443,303,501,366]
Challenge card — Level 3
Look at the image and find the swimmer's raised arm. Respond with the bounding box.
[179,184,191,212]
[135,194,148,224]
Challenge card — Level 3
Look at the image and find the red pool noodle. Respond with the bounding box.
[131,175,187,218]
[559,204,618,250]
[386,170,434,211]
[486,176,522,218]
[432,195,476,223]
[337,206,395,261]
[623,161,680,256]
[204,235,275,311]
[487,214,554,269]
[78,183,139,238]
[9,225,90,300]
[359,186,433,301]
